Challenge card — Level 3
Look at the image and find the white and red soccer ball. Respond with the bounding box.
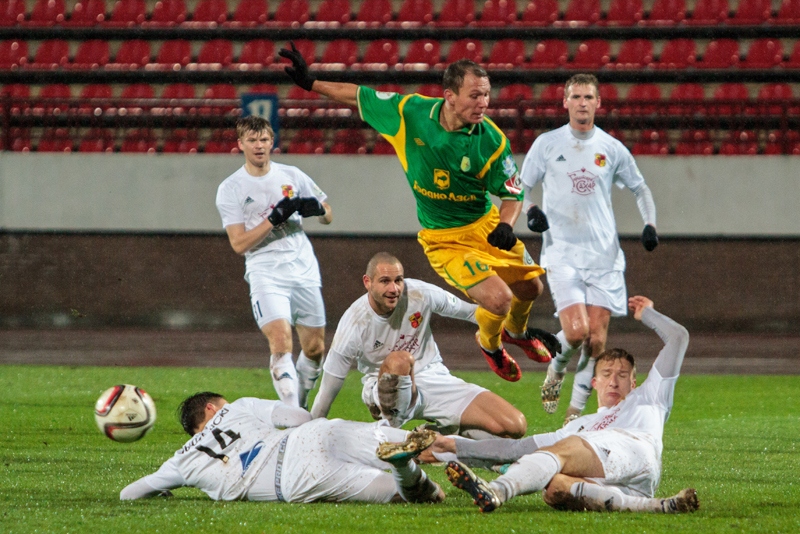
[94,384,157,443]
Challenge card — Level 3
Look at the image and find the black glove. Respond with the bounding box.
[526,205,549,233]
[487,222,517,251]
[296,197,326,217]
[278,41,316,92]
[267,196,298,226]
[642,224,658,251]
[527,328,563,356]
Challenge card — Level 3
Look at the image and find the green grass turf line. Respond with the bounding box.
[1,366,798,533]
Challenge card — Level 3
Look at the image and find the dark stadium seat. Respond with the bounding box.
[8,127,32,151]
[37,127,73,152]
[107,0,146,26]
[757,83,794,115]
[192,0,229,25]
[314,0,351,26]
[742,39,784,69]
[66,0,107,26]
[355,0,393,26]
[674,129,714,155]
[570,39,611,69]
[121,128,158,153]
[632,129,669,155]
[622,83,662,115]
[478,0,518,26]
[28,0,66,25]
[288,128,326,154]
[357,39,399,70]
[236,40,275,69]
[539,83,565,116]
[506,128,536,154]
[729,0,771,24]
[0,0,26,26]
[645,0,686,24]
[163,129,199,153]
[686,0,728,25]
[416,83,443,97]
[403,39,441,68]
[372,135,395,154]
[696,39,739,69]
[562,0,601,25]
[111,39,151,68]
[520,0,558,25]
[776,0,800,23]
[203,129,239,153]
[718,131,758,155]
[29,39,70,69]
[35,83,71,114]
[710,83,750,115]
[155,39,192,70]
[529,39,568,69]
[437,0,475,26]
[329,129,367,154]
[668,83,705,115]
[1,83,30,115]
[609,38,653,69]
[445,39,483,65]
[497,83,534,101]
[71,39,110,69]
[231,0,267,25]
[150,0,187,25]
[273,0,310,26]
[0,39,27,67]
[394,0,434,26]
[320,39,359,67]
[487,39,528,69]
[78,128,116,152]
[654,38,696,69]
[595,83,618,117]
[604,0,643,26]
[196,39,234,68]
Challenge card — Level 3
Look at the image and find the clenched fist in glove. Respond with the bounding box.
[296,197,326,217]
[278,41,316,92]
[267,196,298,226]
[487,222,518,251]
[526,205,549,233]
[642,224,659,251]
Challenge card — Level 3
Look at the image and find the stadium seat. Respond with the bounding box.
[570,39,611,69]
[375,83,404,93]
[314,0,351,26]
[594,83,618,117]
[355,0,393,26]
[1,83,30,115]
[622,83,661,115]
[320,39,358,68]
[28,0,66,25]
[273,0,310,26]
[710,83,750,115]
[539,83,565,116]
[329,129,367,154]
[204,129,239,153]
[107,0,146,26]
[196,39,234,68]
[505,128,536,154]
[786,39,800,68]
[67,0,107,26]
[632,130,669,155]
[416,83,443,97]
[610,38,653,69]
[372,135,395,154]
[0,39,27,67]
[529,39,568,68]
[191,0,228,25]
[71,39,110,69]
[478,0,518,26]
[163,129,199,153]
[29,39,70,69]
[394,0,433,25]
[236,40,275,69]
[497,83,533,101]
[8,127,32,151]
[281,39,316,66]
[757,83,794,115]
[776,0,800,23]
[742,39,783,69]
[729,0,771,24]
[718,130,758,155]
[655,38,696,69]
[357,39,399,70]
[111,39,151,68]
[444,39,483,65]
[686,0,728,25]
[231,0,267,25]
[155,39,192,70]
[35,84,71,114]
[403,39,441,69]
[78,128,115,152]
[150,0,187,25]
[246,83,277,94]
[162,82,195,100]
[487,39,527,69]
[520,0,559,25]
[645,0,685,24]
[121,128,158,153]
[288,128,326,154]
[668,83,705,115]
[673,129,714,155]
[120,83,155,100]
[437,0,475,26]
[696,39,739,69]
[76,84,112,116]
[0,0,26,26]
[604,0,643,25]
[764,130,800,154]
[37,127,73,152]
[203,83,238,99]
[562,0,600,25]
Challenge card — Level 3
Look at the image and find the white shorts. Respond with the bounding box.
[362,362,486,433]
[579,429,661,498]
[546,265,627,317]
[249,276,325,329]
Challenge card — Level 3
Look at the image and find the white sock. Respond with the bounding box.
[550,331,580,374]
[377,374,412,426]
[569,350,596,412]
[490,450,561,503]
[270,353,299,407]
[295,351,321,409]
[572,482,660,512]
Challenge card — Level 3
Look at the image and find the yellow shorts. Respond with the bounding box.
[417,205,545,293]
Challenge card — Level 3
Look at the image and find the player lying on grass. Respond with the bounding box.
[120,392,442,504]
[381,296,699,514]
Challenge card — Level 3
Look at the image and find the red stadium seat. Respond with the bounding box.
[79,83,113,99]
[155,39,192,70]
[2,83,30,115]
[161,82,195,100]
[730,0,771,24]
[487,39,527,69]
[479,0,517,26]
[0,0,26,26]
[197,39,234,68]
[571,39,611,69]
[280,39,315,65]
[416,83,443,97]
[757,83,794,115]
[111,39,151,68]
[35,83,71,114]
[120,83,155,99]
[192,0,228,25]
[273,0,310,26]
[8,127,32,151]
[107,0,146,26]
[622,83,661,115]
[505,129,536,154]
[247,83,277,94]
[231,0,267,25]
[150,0,187,25]
[667,83,705,115]
[403,39,440,68]
[437,0,475,26]
[372,135,395,154]
[288,128,326,154]
[79,128,115,152]
[121,128,158,153]
[610,38,653,69]
[520,0,558,25]
[204,129,239,153]
[498,83,533,101]
[236,40,275,69]
[314,0,351,26]
[632,130,669,155]
[329,129,367,154]
[203,83,238,99]
[163,129,199,153]
[562,0,600,25]
[29,0,66,25]
[696,39,739,69]
[355,0,392,26]
[686,0,728,25]
[776,0,800,23]
[604,0,643,26]
[645,0,686,24]
[539,83,565,116]
[320,39,359,67]
[529,39,568,69]
[37,127,73,152]
[67,0,107,26]
[0,39,27,67]
[29,39,70,69]
[711,83,750,115]
[655,38,696,69]
[742,39,783,69]
[71,39,110,69]
[718,131,758,155]
[595,84,618,117]
[674,130,714,155]
[445,39,483,65]
[357,39,399,69]
[395,0,433,25]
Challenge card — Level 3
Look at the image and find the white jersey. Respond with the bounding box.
[324,279,477,383]
[215,162,327,286]
[520,125,646,271]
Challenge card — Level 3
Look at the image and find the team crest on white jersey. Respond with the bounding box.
[568,168,597,196]
[409,312,422,328]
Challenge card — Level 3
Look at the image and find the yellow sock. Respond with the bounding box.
[475,307,506,351]
[504,296,533,336]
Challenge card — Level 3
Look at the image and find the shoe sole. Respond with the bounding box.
[445,461,498,513]
[541,374,564,414]
[377,429,436,464]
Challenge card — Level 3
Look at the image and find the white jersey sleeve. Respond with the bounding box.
[120,459,185,500]
[421,280,478,324]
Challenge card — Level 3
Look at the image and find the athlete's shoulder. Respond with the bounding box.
[595,127,630,153]
[218,165,247,188]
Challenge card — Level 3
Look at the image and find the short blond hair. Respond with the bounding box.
[564,73,600,97]
[236,116,274,140]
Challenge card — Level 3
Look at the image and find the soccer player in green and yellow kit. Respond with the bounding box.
[279,44,560,382]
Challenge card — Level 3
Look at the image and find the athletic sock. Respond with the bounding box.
[489,450,561,503]
[459,429,496,441]
[550,331,580,374]
[269,352,299,407]
[295,351,321,409]
[475,306,506,351]
[377,373,412,427]
[503,295,533,336]
[571,482,662,512]
[569,349,596,411]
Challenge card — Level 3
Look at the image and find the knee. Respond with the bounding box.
[510,277,543,302]
[302,337,325,360]
[564,325,590,348]
[480,289,513,315]
[501,412,527,439]
[586,332,607,356]
[379,351,414,376]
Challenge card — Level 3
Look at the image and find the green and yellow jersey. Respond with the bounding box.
[357,86,522,230]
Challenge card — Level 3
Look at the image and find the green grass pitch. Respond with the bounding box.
[2,365,799,533]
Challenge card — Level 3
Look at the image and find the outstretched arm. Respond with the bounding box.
[309,372,346,419]
[629,296,689,379]
[120,461,184,500]
[279,42,358,106]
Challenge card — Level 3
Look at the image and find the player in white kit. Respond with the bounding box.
[215,116,333,409]
[120,392,444,504]
[383,296,698,513]
[519,74,658,424]
[311,252,527,439]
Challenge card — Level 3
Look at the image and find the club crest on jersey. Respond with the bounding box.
[568,168,598,196]
[504,174,522,195]
[460,156,471,172]
[409,312,422,328]
[433,169,450,190]
[281,185,295,198]
[594,153,607,167]
[240,441,264,475]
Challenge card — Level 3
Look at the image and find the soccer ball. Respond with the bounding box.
[94,384,157,443]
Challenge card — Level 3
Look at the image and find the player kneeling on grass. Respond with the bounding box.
[380,296,699,514]
[120,392,443,504]
[311,252,530,440]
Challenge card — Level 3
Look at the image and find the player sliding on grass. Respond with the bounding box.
[381,295,699,514]
[120,392,443,504]
[311,252,528,439]
[279,43,559,382]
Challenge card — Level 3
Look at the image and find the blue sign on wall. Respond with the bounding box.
[241,93,280,146]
